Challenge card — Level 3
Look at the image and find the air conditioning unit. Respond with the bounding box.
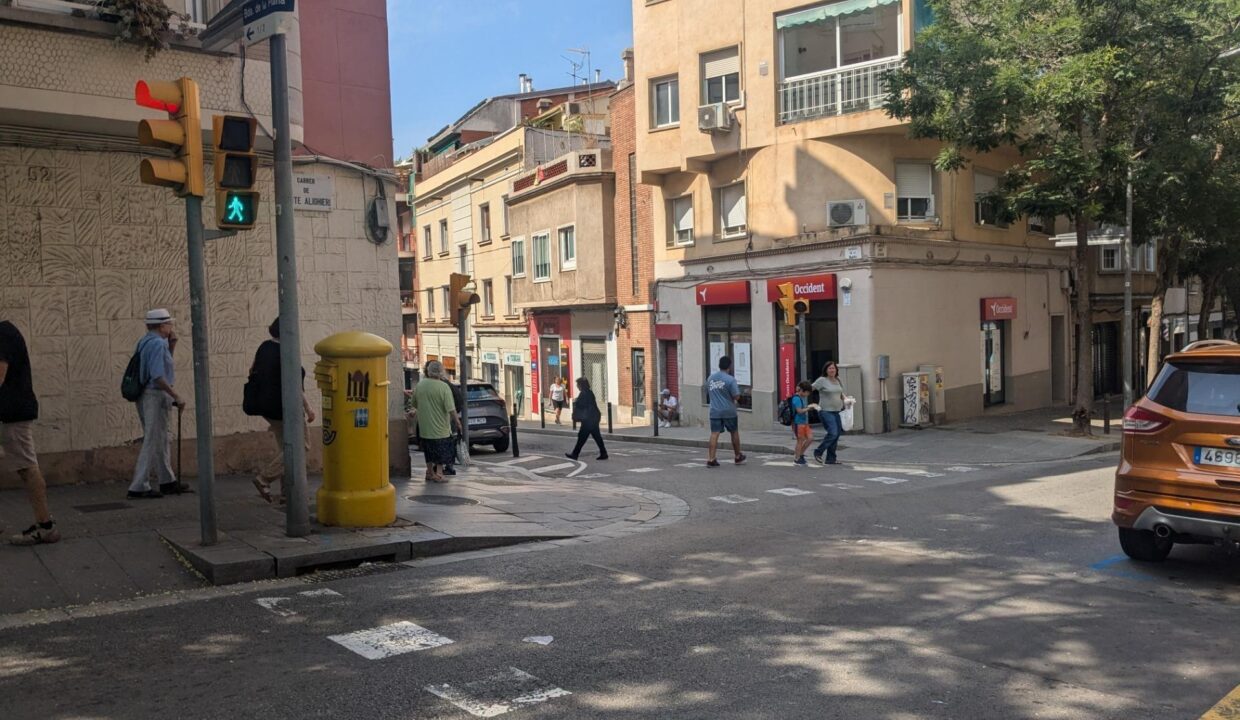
[566,102,582,115]
[828,199,868,227]
[698,103,733,133]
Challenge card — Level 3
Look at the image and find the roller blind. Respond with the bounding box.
[674,196,694,231]
[896,163,932,198]
[974,171,998,196]
[720,184,746,230]
[776,0,900,29]
[703,47,740,80]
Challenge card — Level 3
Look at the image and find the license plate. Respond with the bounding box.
[1196,446,1240,469]
[468,417,487,426]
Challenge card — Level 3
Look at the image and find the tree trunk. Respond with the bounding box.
[1146,237,1181,385]
[1197,272,1219,341]
[1224,274,1240,341]
[1072,214,1094,434]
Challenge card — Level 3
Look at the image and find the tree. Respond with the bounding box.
[886,0,1239,432]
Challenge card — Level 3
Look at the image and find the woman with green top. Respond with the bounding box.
[811,361,846,465]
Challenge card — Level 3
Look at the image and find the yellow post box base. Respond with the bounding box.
[316,484,397,527]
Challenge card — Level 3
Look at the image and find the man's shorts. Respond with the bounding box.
[0,421,39,473]
[710,416,738,434]
[795,424,811,439]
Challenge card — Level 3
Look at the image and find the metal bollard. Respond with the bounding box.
[540,405,545,429]
[607,402,613,434]
[1103,394,1111,434]
[509,414,520,457]
[653,409,659,437]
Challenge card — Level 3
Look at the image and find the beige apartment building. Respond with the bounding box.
[634,0,1073,432]
[0,1,406,485]
[413,125,604,414]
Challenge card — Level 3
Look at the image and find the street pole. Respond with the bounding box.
[186,195,217,546]
[458,309,469,458]
[271,32,309,537]
[1122,165,1134,409]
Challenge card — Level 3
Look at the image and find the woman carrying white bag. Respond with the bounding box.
[811,361,855,465]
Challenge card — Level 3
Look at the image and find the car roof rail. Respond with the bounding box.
[1182,339,1239,352]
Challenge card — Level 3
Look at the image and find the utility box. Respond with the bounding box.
[313,331,395,527]
[900,371,931,428]
[917,364,945,425]
[837,363,864,433]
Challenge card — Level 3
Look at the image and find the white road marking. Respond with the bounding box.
[763,461,797,467]
[767,487,815,496]
[255,597,295,617]
[710,495,759,504]
[329,621,454,660]
[575,472,611,479]
[821,483,862,490]
[675,462,704,468]
[426,666,571,717]
[851,464,943,477]
[522,635,554,645]
[497,455,543,466]
[627,467,661,473]
[298,589,342,598]
[532,462,576,473]
[945,466,978,473]
[865,476,910,485]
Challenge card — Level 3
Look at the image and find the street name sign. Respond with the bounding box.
[243,0,295,46]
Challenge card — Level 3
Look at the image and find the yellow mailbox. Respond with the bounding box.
[314,331,395,527]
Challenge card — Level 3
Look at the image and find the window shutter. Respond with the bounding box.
[675,197,693,231]
[973,171,997,196]
[896,163,932,198]
[703,47,740,80]
[722,184,746,229]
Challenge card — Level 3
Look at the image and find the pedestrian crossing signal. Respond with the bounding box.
[219,191,258,228]
[212,114,259,229]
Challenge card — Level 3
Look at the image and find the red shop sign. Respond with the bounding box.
[981,297,1017,321]
[779,342,797,399]
[695,280,750,306]
[764,273,837,302]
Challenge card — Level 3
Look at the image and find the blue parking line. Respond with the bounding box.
[1089,554,1152,581]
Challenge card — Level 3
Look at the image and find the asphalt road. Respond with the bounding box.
[3,435,1239,719]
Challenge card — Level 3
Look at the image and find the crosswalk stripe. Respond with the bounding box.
[532,462,576,473]
[498,455,543,466]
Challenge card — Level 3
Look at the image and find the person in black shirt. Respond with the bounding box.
[0,319,59,545]
[249,318,314,504]
[565,377,608,461]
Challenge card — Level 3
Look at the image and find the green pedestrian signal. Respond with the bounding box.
[217,190,257,229]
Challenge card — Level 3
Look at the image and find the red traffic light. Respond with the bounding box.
[135,80,181,113]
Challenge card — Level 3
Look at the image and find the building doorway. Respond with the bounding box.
[981,321,1006,406]
[581,338,608,404]
[631,348,646,417]
[504,364,524,415]
[1051,315,1066,403]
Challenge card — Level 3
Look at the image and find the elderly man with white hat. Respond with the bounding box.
[127,309,188,499]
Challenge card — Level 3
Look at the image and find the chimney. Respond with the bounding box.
[621,48,634,85]
[519,75,533,93]
[594,69,601,84]
[518,73,526,92]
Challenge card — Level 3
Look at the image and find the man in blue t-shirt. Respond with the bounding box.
[705,356,745,467]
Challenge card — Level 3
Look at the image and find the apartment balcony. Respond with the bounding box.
[777,56,902,125]
[401,343,419,365]
[400,292,418,314]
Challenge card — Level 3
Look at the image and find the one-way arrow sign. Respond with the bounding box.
[242,0,294,46]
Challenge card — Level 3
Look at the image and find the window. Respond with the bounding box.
[398,258,414,294]
[532,232,552,281]
[973,171,1007,227]
[505,275,514,316]
[511,237,526,277]
[652,76,680,128]
[457,244,468,273]
[778,1,901,79]
[439,219,449,253]
[716,182,747,238]
[426,288,435,319]
[558,226,576,270]
[1100,247,1120,271]
[479,204,492,244]
[482,279,494,317]
[704,305,752,410]
[1028,215,1052,234]
[896,163,934,221]
[702,47,741,105]
[422,225,432,258]
[669,195,694,247]
[1143,243,1157,273]
[1149,361,1240,417]
[441,286,450,320]
[501,195,510,236]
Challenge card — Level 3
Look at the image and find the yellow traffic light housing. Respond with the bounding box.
[135,78,203,197]
[212,115,260,230]
[448,273,480,327]
[776,281,810,327]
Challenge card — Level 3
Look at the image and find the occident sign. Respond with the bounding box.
[981,297,1018,321]
[764,273,837,302]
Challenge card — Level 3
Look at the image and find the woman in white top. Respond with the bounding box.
[550,377,567,425]
[811,361,846,465]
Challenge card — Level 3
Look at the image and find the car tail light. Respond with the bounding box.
[1122,406,1170,434]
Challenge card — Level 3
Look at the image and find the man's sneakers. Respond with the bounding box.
[734,453,747,465]
[794,457,809,466]
[127,489,162,499]
[813,451,824,466]
[160,481,193,495]
[10,521,60,546]
[706,459,721,467]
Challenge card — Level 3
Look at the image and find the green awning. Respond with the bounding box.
[776,0,899,29]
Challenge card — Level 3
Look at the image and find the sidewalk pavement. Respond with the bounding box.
[521,401,1123,465]
[0,465,687,618]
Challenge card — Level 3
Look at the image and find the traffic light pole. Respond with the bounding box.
[271,32,309,538]
[458,310,469,460]
[185,196,218,546]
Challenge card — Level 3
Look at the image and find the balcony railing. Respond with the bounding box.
[778,56,902,125]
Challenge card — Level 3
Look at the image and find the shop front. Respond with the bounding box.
[528,313,573,417]
[980,297,1016,406]
[765,273,838,400]
[696,280,754,410]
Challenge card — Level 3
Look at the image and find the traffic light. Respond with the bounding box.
[212,114,260,230]
[448,273,480,327]
[776,281,810,327]
[135,78,203,197]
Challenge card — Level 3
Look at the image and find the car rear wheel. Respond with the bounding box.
[492,439,509,453]
[1118,527,1173,562]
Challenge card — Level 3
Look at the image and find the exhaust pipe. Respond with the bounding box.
[1154,524,1172,539]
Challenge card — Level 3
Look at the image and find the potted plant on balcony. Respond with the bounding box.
[91,0,191,60]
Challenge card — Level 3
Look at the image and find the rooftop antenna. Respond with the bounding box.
[566,47,596,120]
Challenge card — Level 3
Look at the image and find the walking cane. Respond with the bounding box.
[176,405,183,485]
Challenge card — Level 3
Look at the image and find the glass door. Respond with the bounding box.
[981,321,1006,405]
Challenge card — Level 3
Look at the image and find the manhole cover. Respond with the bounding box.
[408,495,479,506]
[301,562,408,584]
[73,502,133,513]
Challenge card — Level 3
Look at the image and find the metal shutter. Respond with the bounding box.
[702,47,740,80]
[896,163,932,198]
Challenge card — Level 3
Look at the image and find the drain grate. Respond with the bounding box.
[300,562,409,584]
[73,502,133,513]
[408,495,479,506]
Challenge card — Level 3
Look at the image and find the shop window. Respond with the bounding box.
[704,305,753,410]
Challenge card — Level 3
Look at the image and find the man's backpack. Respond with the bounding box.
[120,339,149,402]
[777,396,795,426]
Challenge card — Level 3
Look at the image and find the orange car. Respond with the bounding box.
[1113,339,1240,561]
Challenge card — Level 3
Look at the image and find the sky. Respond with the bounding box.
[386,0,635,161]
